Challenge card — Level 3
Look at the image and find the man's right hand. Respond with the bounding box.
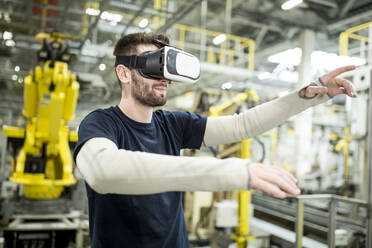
[249,163,300,198]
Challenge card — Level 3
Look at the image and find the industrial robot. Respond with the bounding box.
[1,33,86,248]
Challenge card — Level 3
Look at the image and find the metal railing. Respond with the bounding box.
[339,21,371,60]
[175,24,255,70]
[294,194,368,248]
[338,21,372,248]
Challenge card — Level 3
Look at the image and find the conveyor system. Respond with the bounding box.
[252,192,367,247]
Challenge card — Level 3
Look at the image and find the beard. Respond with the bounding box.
[130,71,167,107]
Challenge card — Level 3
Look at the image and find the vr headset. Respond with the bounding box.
[115,42,200,84]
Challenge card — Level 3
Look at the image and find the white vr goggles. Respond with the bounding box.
[115,43,200,84]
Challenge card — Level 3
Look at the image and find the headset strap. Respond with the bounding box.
[114,55,147,68]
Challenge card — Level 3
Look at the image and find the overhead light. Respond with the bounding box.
[14,66,20,72]
[99,63,106,71]
[18,78,23,84]
[311,51,366,70]
[86,8,100,16]
[279,90,290,97]
[3,31,13,40]
[279,70,298,82]
[138,18,149,28]
[5,40,15,47]
[268,47,302,66]
[258,72,271,80]
[268,47,366,70]
[281,0,303,10]
[101,11,122,23]
[11,74,18,81]
[221,82,232,90]
[213,34,226,45]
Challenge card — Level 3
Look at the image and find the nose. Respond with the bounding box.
[159,78,170,85]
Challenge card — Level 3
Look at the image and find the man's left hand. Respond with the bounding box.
[304,65,357,98]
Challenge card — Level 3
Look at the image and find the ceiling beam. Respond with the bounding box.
[339,0,356,18]
[307,0,338,9]
[327,9,372,32]
[255,26,269,48]
[121,0,152,35]
[232,8,324,32]
[57,0,71,32]
[85,0,153,74]
[155,0,203,33]
[230,16,282,33]
[109,0,173,17]
[77,0,111,50]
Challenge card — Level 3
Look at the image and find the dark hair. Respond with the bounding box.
[113,32,170,88]
[113,32,169,56]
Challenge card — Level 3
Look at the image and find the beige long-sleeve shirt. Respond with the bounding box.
[76,88,329,195]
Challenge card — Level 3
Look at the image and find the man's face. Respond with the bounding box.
[130,44,169,107]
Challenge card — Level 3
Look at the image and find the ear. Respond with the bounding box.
[115,65,131,85]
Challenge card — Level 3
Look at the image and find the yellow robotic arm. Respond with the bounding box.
[3,33,79,199]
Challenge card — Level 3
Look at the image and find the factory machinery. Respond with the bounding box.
[0,16,370,248]
[1,33,88,248]
[250,22,372,248]
[188,22,372,248]
[188,89,368,248]
[251,193,367,248]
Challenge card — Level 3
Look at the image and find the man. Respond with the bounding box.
[74,32,356,248]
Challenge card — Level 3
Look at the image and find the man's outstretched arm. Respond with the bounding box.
[76,137,299,198]
[203,65,356,146]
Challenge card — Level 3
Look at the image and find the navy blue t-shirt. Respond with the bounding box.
[73,106,207,248]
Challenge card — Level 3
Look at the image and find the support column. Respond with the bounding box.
[200,0,207,62]
[225,0,232,50]
[1,110,13,181]
[328,199,336,248]
[0,130,7,181]
[295,199,304,248]
[294,29,315,182]
[366,21,372,248]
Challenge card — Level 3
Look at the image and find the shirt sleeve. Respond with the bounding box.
[73,110,119,162]
[76,137,250,195]
[203,89,330,146]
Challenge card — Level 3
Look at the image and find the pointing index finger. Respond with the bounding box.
[328,65,356,78]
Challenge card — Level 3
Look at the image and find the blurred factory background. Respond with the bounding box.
[0,0,372,247]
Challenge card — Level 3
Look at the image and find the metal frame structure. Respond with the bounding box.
[367,30,372,248]
[338,21,372,248]
[2,211,88,248]
[294,194,368,248]
[175,24,255,70]
[339,21,372,57]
